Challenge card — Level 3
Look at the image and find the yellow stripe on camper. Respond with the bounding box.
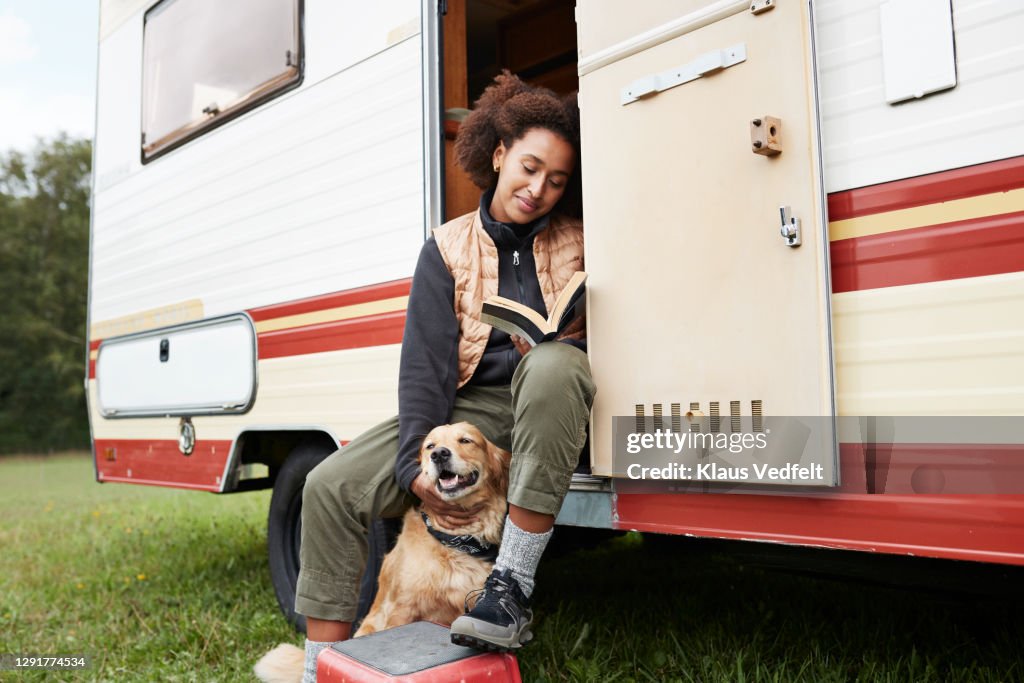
[252,296,409,334]
[90,295,410,342]
[90,299,205,340]
[828,188,1024,242]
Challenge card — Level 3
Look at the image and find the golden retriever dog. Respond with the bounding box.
[254,422,510,682]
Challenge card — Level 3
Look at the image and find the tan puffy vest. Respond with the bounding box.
[432,209,585,388]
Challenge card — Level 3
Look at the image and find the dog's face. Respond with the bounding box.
[420,422,509,502]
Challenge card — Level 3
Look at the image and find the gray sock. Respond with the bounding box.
[302,639,334,683]
[494,516,553,598]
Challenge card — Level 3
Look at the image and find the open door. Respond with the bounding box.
[577,0,837,485]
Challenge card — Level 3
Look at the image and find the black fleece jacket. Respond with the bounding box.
[394,190,584,493]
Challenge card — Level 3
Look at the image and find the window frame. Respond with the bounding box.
[140,0,305,163]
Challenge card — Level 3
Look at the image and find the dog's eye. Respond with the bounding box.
[425,443,434,450]
[458,437,473,444]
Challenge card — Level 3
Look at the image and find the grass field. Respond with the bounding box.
[2,454,1022,682]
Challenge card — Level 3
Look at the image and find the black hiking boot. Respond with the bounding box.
[450,568,534,652]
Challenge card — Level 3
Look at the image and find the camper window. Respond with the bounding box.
[141,0,302,161]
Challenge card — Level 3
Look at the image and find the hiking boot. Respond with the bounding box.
[450,568,534,651]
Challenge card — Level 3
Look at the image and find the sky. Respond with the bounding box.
[0,0,99,154]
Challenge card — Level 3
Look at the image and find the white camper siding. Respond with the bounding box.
[833,271,1024,416]
[88,345,401,444]
[303,1,421,86]
[93,11,142,195]
[240,347,402,439]
[90,0,424,326]
[816,0,1024,193]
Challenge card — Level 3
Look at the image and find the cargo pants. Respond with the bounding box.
[294,342,595,622]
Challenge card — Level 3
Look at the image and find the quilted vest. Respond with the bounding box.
[432,209,585,388]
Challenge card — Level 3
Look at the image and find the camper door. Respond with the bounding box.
[578,0,838,486]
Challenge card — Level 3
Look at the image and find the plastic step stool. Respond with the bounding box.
[317,621,522,683]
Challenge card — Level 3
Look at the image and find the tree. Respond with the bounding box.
[0,135,92,453]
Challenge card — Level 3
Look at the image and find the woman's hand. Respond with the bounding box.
[510,335,532,356]
[511,315,583,355]
[554,315,585,341]
[410,471,484,529]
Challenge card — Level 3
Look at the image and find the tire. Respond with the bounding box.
[266,441,398,634]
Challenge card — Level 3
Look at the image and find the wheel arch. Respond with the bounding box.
[221,427,340,493]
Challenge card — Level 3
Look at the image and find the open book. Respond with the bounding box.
[480,271,587,347]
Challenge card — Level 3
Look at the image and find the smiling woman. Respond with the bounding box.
[290,72,594,668]
[489,129,575,224]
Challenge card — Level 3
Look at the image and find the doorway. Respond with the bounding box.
[441,0,578,220]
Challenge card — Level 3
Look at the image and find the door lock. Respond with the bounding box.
[779,206,801,247]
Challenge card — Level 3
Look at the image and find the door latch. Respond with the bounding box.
[751,116,782,156]
[779,206,801,247]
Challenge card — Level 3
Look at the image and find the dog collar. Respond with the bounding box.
[420,512,499,562]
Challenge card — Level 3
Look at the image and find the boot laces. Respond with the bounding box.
[464,571,517,613]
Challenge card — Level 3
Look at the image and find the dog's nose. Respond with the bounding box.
[430,447,451,464]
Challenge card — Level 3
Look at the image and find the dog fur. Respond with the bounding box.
[254,423,510,682]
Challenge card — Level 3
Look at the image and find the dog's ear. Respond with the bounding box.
[487,440,512,494]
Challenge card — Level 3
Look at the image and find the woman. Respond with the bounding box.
[295,72,594,678]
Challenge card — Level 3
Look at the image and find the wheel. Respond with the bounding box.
[266,441,399,633]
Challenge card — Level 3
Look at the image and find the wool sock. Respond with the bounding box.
[494,515,553,598]
[302,639,334,683]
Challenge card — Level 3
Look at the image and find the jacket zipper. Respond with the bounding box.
[513,250,526,303]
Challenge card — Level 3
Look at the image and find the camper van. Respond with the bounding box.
[87,0,1024,629]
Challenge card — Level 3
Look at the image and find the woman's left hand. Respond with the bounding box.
[510,335,532,356]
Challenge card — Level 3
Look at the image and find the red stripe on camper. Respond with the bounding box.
[828,156,1024,221]
[88,279,414,379]
[257,311,406,359]
[830,210,1024,293]
[615,490,1024,564]
[94,438,233,491]
[615,444,1024,565]
[248,278,412,322]
[88,340,100,379]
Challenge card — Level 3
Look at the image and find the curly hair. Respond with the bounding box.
[454,71,582,217]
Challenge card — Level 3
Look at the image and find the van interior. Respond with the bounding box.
[442,0,578,220]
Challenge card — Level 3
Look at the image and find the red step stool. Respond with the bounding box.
[317,621,522,683]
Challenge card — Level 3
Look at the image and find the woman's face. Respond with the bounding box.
[490,128,575,224]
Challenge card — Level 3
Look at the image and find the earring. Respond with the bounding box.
[494,165,500,172]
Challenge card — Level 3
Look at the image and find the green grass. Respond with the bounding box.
[528,538,1022,682]
[1,454,288,682]
[1,454,1021,682]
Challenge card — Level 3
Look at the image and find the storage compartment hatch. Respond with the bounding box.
[96,314,257,417]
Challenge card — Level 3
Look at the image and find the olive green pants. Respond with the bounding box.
[295,342,595,622]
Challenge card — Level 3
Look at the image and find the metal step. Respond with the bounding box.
[568,472,612,492]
